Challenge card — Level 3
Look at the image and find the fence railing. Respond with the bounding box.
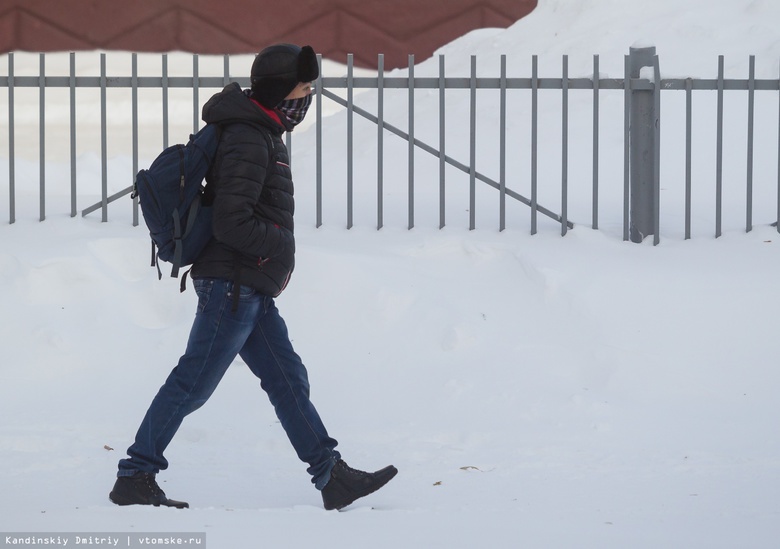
[2,49,779,242]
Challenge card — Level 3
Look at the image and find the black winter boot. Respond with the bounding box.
[109,472,189,509]
[321,459,398,511]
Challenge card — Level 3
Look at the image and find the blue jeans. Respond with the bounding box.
[118,278,340,489]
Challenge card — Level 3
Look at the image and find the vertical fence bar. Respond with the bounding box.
[652,54,661,246]
[777,59,780,233]
[469,55,477,231]
[746,55,755,233]
[69,52,77,218]
[685,78,693,239]
[162,54,169,149]
[193,54,199,134]
[132,53,139,226]
[347,53,355,229]
[561,55,569,237]
[375,56,383,229]
[623,55,630,241]
[315,54,323,227]
[715,55,724,238]
[499,54,507,232]
[346,54,354,229]
[439,54,446,229]
[592,55,599,230]
[8,52,15,224]
[223,54,230,86]
[100,52,108,222]
[408,54,415,230]
[39,53,45,221]
[531,55,538,235]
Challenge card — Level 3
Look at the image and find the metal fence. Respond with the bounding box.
[2,49,779,242]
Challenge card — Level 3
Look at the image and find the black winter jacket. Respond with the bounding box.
[190,83,296,296]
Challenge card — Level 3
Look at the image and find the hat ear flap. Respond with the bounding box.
[298,46,319,82]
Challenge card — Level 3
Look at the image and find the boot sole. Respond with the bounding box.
[109,491,189,509]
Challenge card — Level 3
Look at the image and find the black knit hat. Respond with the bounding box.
[250,44,319,108]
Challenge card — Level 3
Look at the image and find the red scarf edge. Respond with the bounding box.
[250,97,283,127]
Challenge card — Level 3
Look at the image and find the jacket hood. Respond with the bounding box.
[202,82,291,132]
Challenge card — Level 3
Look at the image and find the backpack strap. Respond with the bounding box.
[171,206,183,279]
[176,123,223,292]
[180,267,192,293]
[170,196,203,279]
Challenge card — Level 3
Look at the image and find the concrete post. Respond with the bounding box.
[629,45,659,243]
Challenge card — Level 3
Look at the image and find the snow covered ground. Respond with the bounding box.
[2,1,780,548]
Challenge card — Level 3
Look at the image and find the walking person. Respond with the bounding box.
[109,44,397,511]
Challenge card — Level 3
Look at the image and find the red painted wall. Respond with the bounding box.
[0,0,537,69]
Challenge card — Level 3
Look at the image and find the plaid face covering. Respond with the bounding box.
[277,94,312,126]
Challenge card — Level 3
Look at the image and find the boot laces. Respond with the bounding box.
[140,473,165,498]
[338,460,368,479]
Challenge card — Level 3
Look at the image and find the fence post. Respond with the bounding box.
[628,45,659,243]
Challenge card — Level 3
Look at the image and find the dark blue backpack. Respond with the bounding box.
[132,124,221,281]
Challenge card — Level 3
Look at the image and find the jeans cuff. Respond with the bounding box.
[314,457,338,490]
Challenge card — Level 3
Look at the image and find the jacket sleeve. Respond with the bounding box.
[210,123,284,260]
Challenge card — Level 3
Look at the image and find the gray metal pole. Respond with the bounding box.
[592,54,600,230]
[70,52,77,218]
[162,54,169,149]
[469,55,476,231]
[408,54,415,230]
[438,55,445,230]
[499,55,506,232]
[316,54,323,228]
[8,52,15,224]
[561,55,569,237]
[39,53,45,222]
[628,45,659,243]
[132,53,139,226]
[193,54,199,134]
[347,54,354,230]
[378,54,384,231]
[531,55,538,235]
[100,53,108,222]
